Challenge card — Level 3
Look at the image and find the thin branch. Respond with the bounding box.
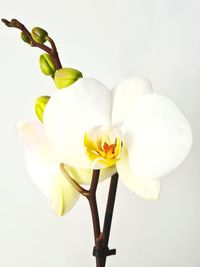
[1,18,62,70]
[46,36,57,53]
[87,170,104,267]
[89,169,100,195]
[87,170,101,241]
[103,173,119,247]
[101,173,119,266]
[60,163,88,195]
[46,36,62,69]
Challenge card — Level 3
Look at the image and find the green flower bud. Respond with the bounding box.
[35,96,50,123]
[20,32,30,44]
[31,27,48,44]
[40,54,56,76]
[54,68,83,89]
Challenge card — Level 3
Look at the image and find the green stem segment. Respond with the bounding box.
[1,18,62,70]
[60,164,118,267]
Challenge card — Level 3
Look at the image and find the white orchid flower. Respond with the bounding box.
[18,76,192,216]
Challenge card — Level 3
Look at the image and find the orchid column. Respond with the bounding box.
[2,18,193,267]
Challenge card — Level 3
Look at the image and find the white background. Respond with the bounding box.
[0,0,200,266]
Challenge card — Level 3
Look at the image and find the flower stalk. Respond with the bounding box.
[1,18,62,70]
[60,164,118,267]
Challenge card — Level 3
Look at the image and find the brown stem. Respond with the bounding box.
[86,170,104,267]
[46,36,62,69]
[60,163,88,195]
[87,170,101,241]
[101,173,119,266]
[1,18,62,70]
[88,171,119,267]
[59,164,118,267]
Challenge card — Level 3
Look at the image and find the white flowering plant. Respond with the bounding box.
[2,18,193,267]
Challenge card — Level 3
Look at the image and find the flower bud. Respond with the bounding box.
[54,68,83,89]
[31,27,48,44]
[21,32,30,44]
[35,96,50,123]
[40,54,56,76]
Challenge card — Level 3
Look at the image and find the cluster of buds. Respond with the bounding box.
[20,26,48,45]
[19,24,83,122]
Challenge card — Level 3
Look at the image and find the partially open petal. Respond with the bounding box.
[111,76,153,126]
[25,143,79,216]
[50,172,79,216]
[124,94,193,180]
[63,164,117,185]
[116,156,160,199]
[44,78,111,168]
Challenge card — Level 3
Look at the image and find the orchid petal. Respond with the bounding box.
[25,142,79,216]
[44,78,111,168]
[50,172,79,216]
[111,76,153,126]
[124,94,193,180]
[116,156,160,199]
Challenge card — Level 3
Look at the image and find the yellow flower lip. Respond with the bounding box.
[84,127,122,168]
